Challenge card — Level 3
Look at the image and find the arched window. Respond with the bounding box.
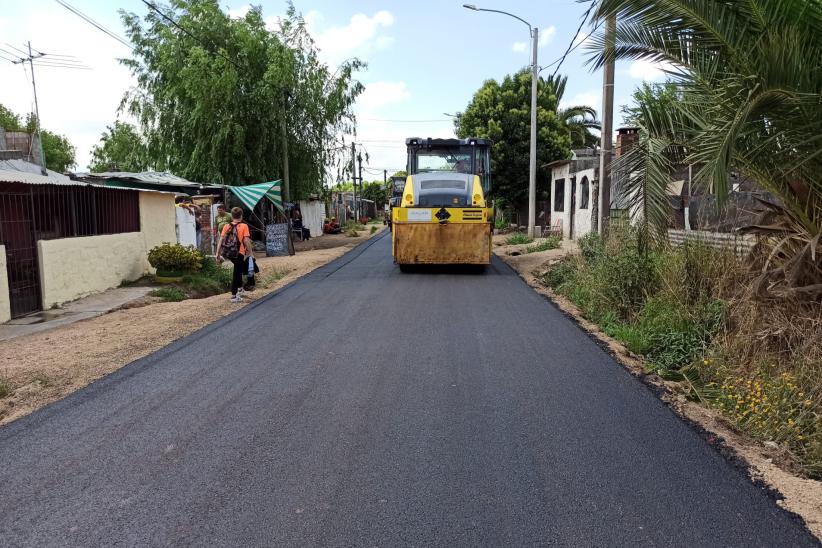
[579,176,590,209]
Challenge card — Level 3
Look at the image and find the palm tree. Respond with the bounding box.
[545,75,601,149]
[588,0,822,296]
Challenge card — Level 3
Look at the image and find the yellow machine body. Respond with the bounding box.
[392,174,492,265]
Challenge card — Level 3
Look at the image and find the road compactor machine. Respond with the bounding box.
[392,137,493,270]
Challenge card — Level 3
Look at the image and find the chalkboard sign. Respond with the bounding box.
[266,223,290,257]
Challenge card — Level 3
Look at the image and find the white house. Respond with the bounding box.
[548,150,599,240]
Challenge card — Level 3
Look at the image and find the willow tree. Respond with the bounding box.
[119,1,363,199]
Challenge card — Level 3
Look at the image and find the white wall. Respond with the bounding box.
[550,164,596,240]
[571,168,596,239]
[175,206,197,247]
[298,200,325,238]
[550,163,571,239]
[0,245,9,323]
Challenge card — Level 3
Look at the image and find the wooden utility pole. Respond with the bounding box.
[280,100,290,202]
[350,142,356,223]
[357,152,364,221]
[598,14,616,236]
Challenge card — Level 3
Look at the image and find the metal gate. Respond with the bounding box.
[0,188,41,318]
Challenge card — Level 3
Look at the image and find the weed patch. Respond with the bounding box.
[506,233,533,245]
[0,380,11,399]
[370,225,377,234]
[525,237,561,253]
[150,287,187,302]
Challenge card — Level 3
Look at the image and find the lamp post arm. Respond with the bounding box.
[473,8,532,32]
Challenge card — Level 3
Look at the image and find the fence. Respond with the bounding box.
[668,229,756,257]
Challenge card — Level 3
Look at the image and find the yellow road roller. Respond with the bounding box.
[392,138,493,270]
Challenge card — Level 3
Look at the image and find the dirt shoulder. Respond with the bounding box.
[493,244,822,540]
[0,227,386,427]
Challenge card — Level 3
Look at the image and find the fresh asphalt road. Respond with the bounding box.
[0,232,817,547]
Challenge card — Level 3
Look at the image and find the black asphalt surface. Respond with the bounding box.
[0,232,817,547]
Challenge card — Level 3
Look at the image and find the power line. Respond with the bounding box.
[54,0,133,50]
[360,118,451,123]
[550,0,598,79]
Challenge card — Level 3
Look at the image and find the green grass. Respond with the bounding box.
[525,236,561,253]
[260,268,291,289]
[505,233,534,245]
[150,287,187,302]
[0,380,13,399]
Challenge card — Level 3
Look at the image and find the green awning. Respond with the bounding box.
[227,180,283,211]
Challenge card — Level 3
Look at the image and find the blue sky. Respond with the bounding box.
[0,0,666,176]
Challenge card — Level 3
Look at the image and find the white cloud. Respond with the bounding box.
[227,5,251,19]
[357,81,411,114]
[512,41,528,53]
[628,59,676,81]
[0,8,136,170]
[305,10,395,66]
[561,91,601,111]
[573,31,592,47]
[539,26,556,48]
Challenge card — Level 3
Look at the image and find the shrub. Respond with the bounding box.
[150,287,187,302]
[370,225,377,234]
[182,257,232,297]
[494,214,508,230]
[506,233,533,245]
[148,243,203,274]
[526,236,561,254]
[577,232,604,263]
[542,258,578,289]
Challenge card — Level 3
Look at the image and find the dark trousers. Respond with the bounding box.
[231,256,245,296]
[231,256,259,295]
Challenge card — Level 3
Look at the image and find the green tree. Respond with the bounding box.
[361,180,389,209]
[589,0,822,295]
[390,170,407,179]
[40,130,76,172]
[1,108,75,172]
[455,70,572,207]
[550,75,600,148]
[89,121,149,172]
[0,104,22,130]
[120,0,363,198]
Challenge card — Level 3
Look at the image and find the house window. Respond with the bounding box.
[579,176,589,209]
[554,179,565,211]
[5,183,141,241]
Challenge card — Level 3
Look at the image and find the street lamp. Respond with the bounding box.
[464,4,539,237]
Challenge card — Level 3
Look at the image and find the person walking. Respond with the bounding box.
[215,207,255,303]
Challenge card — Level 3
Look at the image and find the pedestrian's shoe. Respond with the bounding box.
[230,294,242,303]
[237,288,245,298]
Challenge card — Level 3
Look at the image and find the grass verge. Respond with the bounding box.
[540,228,821,477]
[506,233,534,245]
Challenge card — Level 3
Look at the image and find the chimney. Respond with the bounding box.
[616,127,640,158]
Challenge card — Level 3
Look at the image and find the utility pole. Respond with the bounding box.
[280,95,291,202]
[350,142,356,223]
[598,14,616,237]
[357,152,364,221]
[528,27,538,238]
[12,42,47,175]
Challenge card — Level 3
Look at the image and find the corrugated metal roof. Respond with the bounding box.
[0,169,176,194]
[74,171,223,188]
[0,159,74,184]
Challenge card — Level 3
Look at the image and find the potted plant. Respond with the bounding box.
[147,243,204,283]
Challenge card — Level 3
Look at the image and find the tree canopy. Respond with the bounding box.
[454,71,575,207]
[89,121,149,173]
[119,0,363,199]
